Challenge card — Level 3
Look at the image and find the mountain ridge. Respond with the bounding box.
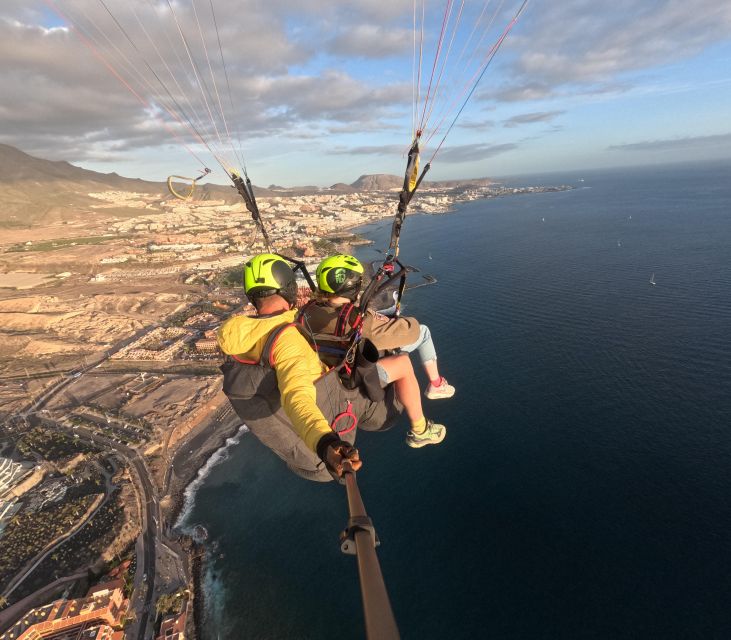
[0,144,495,192]
[0,144,495,226]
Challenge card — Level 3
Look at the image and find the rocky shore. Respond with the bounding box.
[163,413,243,526]
[160,403,244,639]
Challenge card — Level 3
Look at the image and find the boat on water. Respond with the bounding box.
[650,273,656,286]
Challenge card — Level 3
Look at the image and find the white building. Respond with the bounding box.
[0,456,31,497]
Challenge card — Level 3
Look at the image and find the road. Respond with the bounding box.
[77,427,159,640]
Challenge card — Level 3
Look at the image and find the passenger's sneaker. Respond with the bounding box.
[424,377,455,400]
[406,420,446,448]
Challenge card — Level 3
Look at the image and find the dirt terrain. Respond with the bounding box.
[0,289,191,376]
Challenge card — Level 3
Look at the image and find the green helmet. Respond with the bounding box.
[244,253,298,306]
[316,254,364,300]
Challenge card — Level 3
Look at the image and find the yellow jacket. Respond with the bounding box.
[217,309,332,454]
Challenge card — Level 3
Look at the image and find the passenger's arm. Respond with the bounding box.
[363,310,421,351]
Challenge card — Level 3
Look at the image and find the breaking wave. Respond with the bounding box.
[175,424,249,530]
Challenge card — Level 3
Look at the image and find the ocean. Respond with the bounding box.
[183,160,731,639]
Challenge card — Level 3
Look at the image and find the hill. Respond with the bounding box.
[350,174,403,191]
[347,173,495,191]
[0,143,164,191]
[0,145,260,227]
[328,183,357,193]
[0,144,495,228]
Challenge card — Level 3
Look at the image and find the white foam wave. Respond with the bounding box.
[175,423,249,530]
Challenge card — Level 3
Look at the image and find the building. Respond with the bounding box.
[295,285,312,309]
[193,338,220,355]
[111,327,190,361]
[0,457,45,537]
[155,600,190,640]
[0,583,128,640]
[0,458,31,498]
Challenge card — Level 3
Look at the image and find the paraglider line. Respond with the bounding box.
[44,0,210,169]
[428,0,529,161]
[94,0,227,169]
[210,0,248,174]
[418,0,455,132]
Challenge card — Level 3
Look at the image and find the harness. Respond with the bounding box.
[296,300,396,402]
[220,320,397,483]
[335,302,363,337]
[296,300,363,368]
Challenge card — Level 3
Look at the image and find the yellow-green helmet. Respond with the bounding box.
[244,253,298,306]
[316,254,364,300]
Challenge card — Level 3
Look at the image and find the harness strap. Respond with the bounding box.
[231,322,297,369]
[262,322,301,368]
[336,303,363,337]
[335,303,349,336]
[331,401,358,436]
[297,300,318,326]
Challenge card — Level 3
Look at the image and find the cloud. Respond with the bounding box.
[265,0,412,22]
[250,71,409,122]
[456,118,496,131]
[503,110,564,127]
[608,132,731,152]
[326,140,520,164]
[326,121,402,135]
[329,144,406,156]
[490,82,556,102]
[327,25,412,58]
[436,143,518,163]
[2,0,730,181]
[0,4,411,164]
[498,0,731,96]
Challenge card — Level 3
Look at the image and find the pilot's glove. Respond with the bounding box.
[317,434,362,476]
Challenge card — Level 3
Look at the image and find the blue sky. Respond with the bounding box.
[1,0,730,186]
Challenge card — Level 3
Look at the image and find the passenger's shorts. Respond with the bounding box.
[376,362,390,386]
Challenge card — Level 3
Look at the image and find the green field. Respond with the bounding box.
[7,235,128,252]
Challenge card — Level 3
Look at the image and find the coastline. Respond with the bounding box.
[335,182,575,250]
[161,405,245,640]
[164,413,244,529]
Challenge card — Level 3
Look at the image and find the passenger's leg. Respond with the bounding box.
[377,354,423,423]
[399,324,438,374]
[378,354,446,447]
[399,324,454,399]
